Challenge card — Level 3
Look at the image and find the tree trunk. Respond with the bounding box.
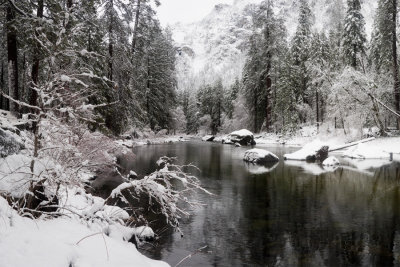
[108,0,114,81]
[29,0,44,110]
[131,0,142,54]
[254,93,258,133]
[265,61,272,131]
[352,44,357,69]
[0,62,4,110]
[7,4,19,113]
[316,88,319,123]
[146,56,152,129]
[392,0,400,129]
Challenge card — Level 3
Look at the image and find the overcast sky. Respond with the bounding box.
[156,0,234,26]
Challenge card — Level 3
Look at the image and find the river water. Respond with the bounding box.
[98,141,400,266]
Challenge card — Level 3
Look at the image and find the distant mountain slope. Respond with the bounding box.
[173,0,377,92]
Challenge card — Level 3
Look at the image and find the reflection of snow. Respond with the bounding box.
[284,160,338,176]
[245,162,279,174]
[342,157,392,171]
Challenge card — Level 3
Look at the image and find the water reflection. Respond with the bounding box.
[124,142,400,266]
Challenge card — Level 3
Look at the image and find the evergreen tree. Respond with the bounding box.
[370,0,400,128]
[343,0,367,69]
[291,0,313,106]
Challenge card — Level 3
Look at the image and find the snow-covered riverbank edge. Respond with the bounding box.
[0,111,171,267]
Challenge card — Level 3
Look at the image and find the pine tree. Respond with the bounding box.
[343,0,366,69]
[370,0,400,128]
[291,0,313,106]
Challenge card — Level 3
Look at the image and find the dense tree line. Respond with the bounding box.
[181,0,400,136]
[0,0,176,135]
[234,0,400,134]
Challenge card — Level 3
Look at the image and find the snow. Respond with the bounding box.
[116,135,189,148]
[0,154,50,198]
[134,226,155,240]
[243,148,279,163]
[202,135,214,141]
[230,129,253,137]
[343,143,391,160]
[0,196,168,267]
[283,139,328,161]
[0,110,30,131]
[323,156,340,166]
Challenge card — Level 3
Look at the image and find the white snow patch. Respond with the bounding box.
[343,143,390,160]
[230,129,253,137]
[0,196,168,267]
[323,157,340,166]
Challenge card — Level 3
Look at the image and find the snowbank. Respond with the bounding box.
[343,143,390,159]
[116,136,188,148]
[243,149,279,164]
[323,157,340,166]
[0,196,168,267]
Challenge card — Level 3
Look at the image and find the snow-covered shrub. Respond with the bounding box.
[107,157,211,229]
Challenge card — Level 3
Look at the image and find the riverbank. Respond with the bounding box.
[0,111,170,267]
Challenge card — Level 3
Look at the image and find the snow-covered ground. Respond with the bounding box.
[116,135,190,148]
[0,111,170,267]
[0,195,167,267]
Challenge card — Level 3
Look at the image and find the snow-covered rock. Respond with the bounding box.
[224,129,256,146]
[323,156,340,166]
[202,135,215,142]
[243,149,279,164]
[284,139,329,161]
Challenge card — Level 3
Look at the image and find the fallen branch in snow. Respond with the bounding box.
[174,245,208,267]
[329,137,375,152]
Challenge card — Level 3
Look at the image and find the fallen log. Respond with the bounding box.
[329,137,375,152]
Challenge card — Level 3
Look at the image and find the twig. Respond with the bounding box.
[76,231,110,260]
[174,245,208,267]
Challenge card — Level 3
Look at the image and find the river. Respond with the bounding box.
[94,140,400,266]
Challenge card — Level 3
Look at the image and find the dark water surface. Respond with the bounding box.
[108,141,400,266]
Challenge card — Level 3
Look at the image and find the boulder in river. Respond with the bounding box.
[284,140,329,162]
[243,149,279,164]
[306,146,329,163]
[224,129,256,146]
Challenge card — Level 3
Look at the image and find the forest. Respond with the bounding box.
[1,0,399,137]
[1,0,400,266]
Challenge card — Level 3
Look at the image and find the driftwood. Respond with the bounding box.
[329,137,375,152]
